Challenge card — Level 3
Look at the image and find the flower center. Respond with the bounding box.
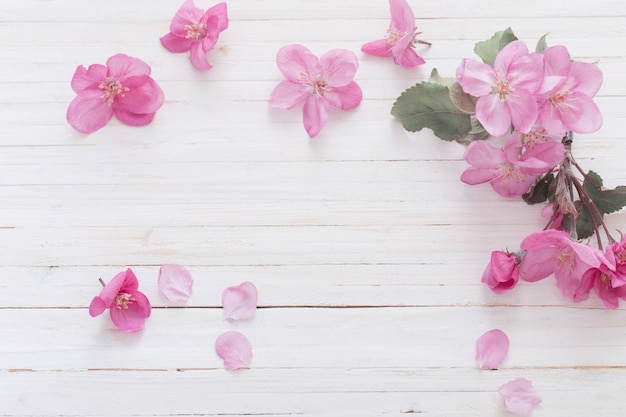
[298,71,329,96]
[185,22,207,40]
[615,245,626,265]
[500,162,526,183]
[556,249,575,271]
[548,88,572,114]
[115,292,135,309]
[491,79,514,101]
[386,27,408,46]
[98,76,129,106]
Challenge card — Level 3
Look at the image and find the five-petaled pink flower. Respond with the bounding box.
[160,0,228,71]
[538,45,603,136]
[361,0,427,67]
[67,54,165,134]
[89,268,152,332]
[456,40,544,136]
[268,44,363,138]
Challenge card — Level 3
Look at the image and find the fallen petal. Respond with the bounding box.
[222,281,258,321]
[215,331,252,370]
[476,329,509,370]
[158,264,194,303]
[499,378,542,415]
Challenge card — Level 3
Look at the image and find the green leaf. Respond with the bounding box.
[535,33,549,53]
[575,200,602,240]
[523,173,555,204]
[449,82,477,114]
[474,28,518,66]
[391,81,472,141]
[583,170,626,215]
[428,68,456,88]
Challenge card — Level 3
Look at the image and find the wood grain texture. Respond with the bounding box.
[1,0,626,415]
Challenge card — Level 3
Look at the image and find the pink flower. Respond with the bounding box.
[160,0,228,71]
[476,329,510,370]
[67,54,165,134]
[538,45,603,136]
[222,281,258,321]
[574,257,626,309]
[519,230,603,301]
[158,264,194,303]
[461,133,563,197]
[608,234,626,287]
[456,41,544,136]
[89,268,151,332]
[361,0,426,67]
[215,331,252,370]
[481,251,521,294]
[268,44,362,138]
[498,378,542,415]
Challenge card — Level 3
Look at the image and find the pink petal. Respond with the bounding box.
[519,248,558,282]
[70,64,107,93]
[389,0,415,32]
[560,93,603,134]
[319,49,359,87]
[498,378,542,415]
[493,41,529,75]
[398,47,425,68]
[324,81,362,110]
[189,42,212,71]
[276,44,319,82]
[203,2,229,33]
[538,102,567,136]
[170,0,204,37]
[462,140,503,168]
[538,45,570,94]
[505,94,539,134]
[89,296,107,317]
[476,329,510,370]
[215,331,252,370]
[106,54,151,85]
[516,140,564,175]
[361,39,392,57]
[158,264,194,303]
[303,95,330,138]
[66,89,114,134]
[268,80,307,109]
[475,94,512,136]
[116,77,165,115]
[160,32,193,53]
[568,61,603,97]
[490,169,535,197]
[456,59,496,97]
[222,281,258,321]
[109,289,151,332]
[460,166,499,185]
[507,52,543,94]
[113,109,157,127]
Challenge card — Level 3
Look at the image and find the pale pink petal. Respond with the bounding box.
[170,0,204,37]
[507,52,543,94]
[519,248,558,282]
[361,39,392,57]
[490,170,535,197]
[303,95,330,138]
[539,102,567,136]
[462,140,504,168]
[498,378,542,415]
[67,89,114,134]
[158,264,194,303]
[222,281,258,321]
[475,94,512,136]
[505,94,538,134]
[476,329,510,370]
[560,93,603,134]
[324,81,362,110]
[189,42,212,71]
[160,32,193,53]
[460,166,499,185]
[573,268,595,303]
[391,31,416,66]
[268,81,307,109]
[276,44,319,82]
[319,49,358,87]
[203,2,228,33]
[516,141,564,175]
[568,61,603,97]
[116,77,165,115]
[106,54,151,84]
[70,64,107,93]
[89,296,107,317]
[456,59,495,97]
[538,45,570,94]
[215,331,252,370]
[113,109,157,127]
[109,289,151,332]
[493,41,529,75]
[398,47,425,68]
[389,0,415,32]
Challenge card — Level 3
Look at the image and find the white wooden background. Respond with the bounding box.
[1,0,626,415]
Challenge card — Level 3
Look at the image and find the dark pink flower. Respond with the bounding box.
[361,0,426,67]
[89,268,151,332]
[481,250,521,294]
[160,0,228,71]
[574,259,626,309]
[222,281,258,321]
[215,331,252,370]
[67,54,165,133]
[605,234,626,288]
[498,378,542,415]
[456,41,543,136]
[476,329,510,370]
[268,44,362,138]
[158,264,194,303]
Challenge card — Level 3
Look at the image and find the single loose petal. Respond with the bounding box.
[476,329,510,369]
[222,281,258,321]
[158,264,194,303]
[215,331,252,370]
[499,378,542,415]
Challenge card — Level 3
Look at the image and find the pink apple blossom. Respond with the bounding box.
[519,230,603,301]
[460,133,563,197]
[481,250,521,294]
[215,331,252,370]
[538,45,603,136]
[456,41,544,136]
[476,329,510,370]
[89,268,151,332]
[160,0,228,71]
[607,234,626,287]
[67,54,164,133]
[498,378,542,415]
[574,254,626,309]
[268,44,363,138]
[158,264,194,303]
[222,281,258,321]
[361,0,426,67]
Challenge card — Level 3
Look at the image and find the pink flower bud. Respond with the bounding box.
[481,250,521,294]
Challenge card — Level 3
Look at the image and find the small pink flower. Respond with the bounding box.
[482,251,521,294]
[160,0,228,71]
[538,45,603,136]
[361,0,426,67]
[268,44,362,138]
[67,54,165,133]
[158,264,194,303]
[456,41,544,136]
[498,378,542,415]
[215,331,252,370]
[608,234,626,287]
[476,329,510,370]
[222,281,258,321]
[461,133,563,197]
[89,268,151,332]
